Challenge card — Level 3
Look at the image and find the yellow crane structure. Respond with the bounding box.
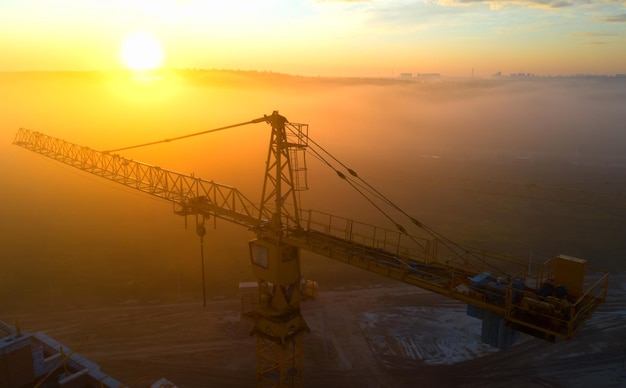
[13,111,609,387]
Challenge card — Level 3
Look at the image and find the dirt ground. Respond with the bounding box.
[3,274,625,388]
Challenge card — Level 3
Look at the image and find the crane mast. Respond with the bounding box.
[258,111,307,232]
[13,113,609,387]
[250,112,309,386]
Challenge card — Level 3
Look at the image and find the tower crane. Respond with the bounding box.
[13,111,609,387]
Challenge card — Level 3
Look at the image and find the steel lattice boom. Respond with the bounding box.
[13,127,264,227]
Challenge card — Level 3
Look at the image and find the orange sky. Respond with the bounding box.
[1,0,625,77]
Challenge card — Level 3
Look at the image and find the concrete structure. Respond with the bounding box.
[0,321,122,388]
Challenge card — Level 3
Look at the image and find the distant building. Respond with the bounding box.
[416,73,441,78]
[397,72,440,79]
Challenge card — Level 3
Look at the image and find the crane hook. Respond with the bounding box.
[196,222,206,238]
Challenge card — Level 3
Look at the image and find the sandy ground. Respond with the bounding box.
[3,274,626,388]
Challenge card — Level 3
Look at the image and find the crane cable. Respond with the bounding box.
[301,129,491,269]
[105,116,424,234]
[303,131,436,232]
[305,143,496,273]
[103,118,264,153]
[304,134,425,225]
[302,138,438,255]
[306,145,415,236]
[104,117,483,270]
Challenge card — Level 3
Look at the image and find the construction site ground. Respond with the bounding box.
[3,273,625,388]
[3,71,626,388]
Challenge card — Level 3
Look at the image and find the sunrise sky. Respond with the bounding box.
[1,0,625,77]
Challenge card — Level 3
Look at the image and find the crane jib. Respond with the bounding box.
[12,128,262,227]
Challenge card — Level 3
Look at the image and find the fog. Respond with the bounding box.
[2,71,625,311]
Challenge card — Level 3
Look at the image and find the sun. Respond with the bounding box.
[120,32,164,71]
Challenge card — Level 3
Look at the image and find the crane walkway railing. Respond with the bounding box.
[286,209,608,340]
[297,209,531,279]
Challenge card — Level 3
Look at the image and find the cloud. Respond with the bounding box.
[567,30,622,46]
[437,0,575,9]
[362,1,476,32]
[549,1,573,7]
[569,31,619,37]
[596,13,626,22]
